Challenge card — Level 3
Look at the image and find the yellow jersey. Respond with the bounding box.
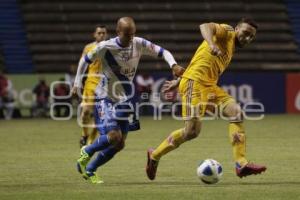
[82,42,102,90]
[182,24,236,86]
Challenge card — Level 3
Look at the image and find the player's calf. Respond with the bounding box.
[184,119,201,141]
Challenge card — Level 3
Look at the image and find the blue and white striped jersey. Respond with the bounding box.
[74,36,177,102]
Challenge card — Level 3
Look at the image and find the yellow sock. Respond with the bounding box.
[152,128,186,161]
[229,122,248,167]
[88,128,99,144]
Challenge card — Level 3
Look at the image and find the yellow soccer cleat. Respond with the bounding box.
[84,171,104,184]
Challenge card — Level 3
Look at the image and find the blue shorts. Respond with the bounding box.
[94,98,131,135]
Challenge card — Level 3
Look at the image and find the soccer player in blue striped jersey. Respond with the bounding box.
[72,17,185,184]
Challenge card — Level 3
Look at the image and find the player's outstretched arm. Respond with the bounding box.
[72,44,103,96]
[199,23,223,56]
[72,56,90,96]
[137,37,185,76]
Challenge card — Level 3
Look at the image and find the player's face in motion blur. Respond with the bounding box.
[117,17,136,47]
[94,27,107,43]
[118,27,136,47]
[235,23,256,48]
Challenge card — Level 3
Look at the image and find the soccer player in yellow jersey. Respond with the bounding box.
[78,25,107,147]
[146,18,266,180]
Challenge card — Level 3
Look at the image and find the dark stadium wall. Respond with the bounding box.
[0,0,34,73]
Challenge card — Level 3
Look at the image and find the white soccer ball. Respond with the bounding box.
[197,159,223,184]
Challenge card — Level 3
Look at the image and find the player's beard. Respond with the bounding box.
[235,37,244,48]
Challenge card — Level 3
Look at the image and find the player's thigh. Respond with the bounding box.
[222,102,242,120]
[107,129,123,144]
[95,99,129,137]
[82,88,96,105]
[179,78,204,119]
[81,89,96,115]
[81,103,93,115]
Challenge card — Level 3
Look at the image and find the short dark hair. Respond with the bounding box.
[238,18,258,30]
[95,25,106,29]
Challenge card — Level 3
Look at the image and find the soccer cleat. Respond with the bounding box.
[79,136,88,148]
[77,147,90,175]
[146,148,159,180]
[84,171,104,184]
[236,163,267,178]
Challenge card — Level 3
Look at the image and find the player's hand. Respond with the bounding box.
[71,86,79,96]
[162,79,180,93]
[172,64,185,77]
[209,44,223,56]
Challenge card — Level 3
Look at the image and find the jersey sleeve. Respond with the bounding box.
[136,37,164,58]
[136,37,177,68]
[215,23,233,40]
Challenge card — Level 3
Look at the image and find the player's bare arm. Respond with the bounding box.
[72,56,89,96]
[71,45,90,97]
[199,23,223,56]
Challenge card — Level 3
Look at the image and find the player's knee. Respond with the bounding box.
[184,120,201,140]
[108,131,122,145]
[227,104,243,122]
[114,140,125,152]
[186,129,200,140]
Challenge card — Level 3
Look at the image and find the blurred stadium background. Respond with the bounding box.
[0,1,300,200]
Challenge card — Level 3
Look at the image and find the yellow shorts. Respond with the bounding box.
[179,78,235,119]
[82,83,97,105]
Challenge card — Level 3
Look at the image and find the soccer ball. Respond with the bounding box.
[197,159,223,184]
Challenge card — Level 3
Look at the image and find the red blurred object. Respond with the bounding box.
[286,73,300,113]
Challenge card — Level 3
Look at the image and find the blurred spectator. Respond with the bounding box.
[0,72,15,119]
[136,73,154,115]
[53,78,71,117]
[31,78,50,117]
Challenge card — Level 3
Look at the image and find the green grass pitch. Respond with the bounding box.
[1,115,300,200]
